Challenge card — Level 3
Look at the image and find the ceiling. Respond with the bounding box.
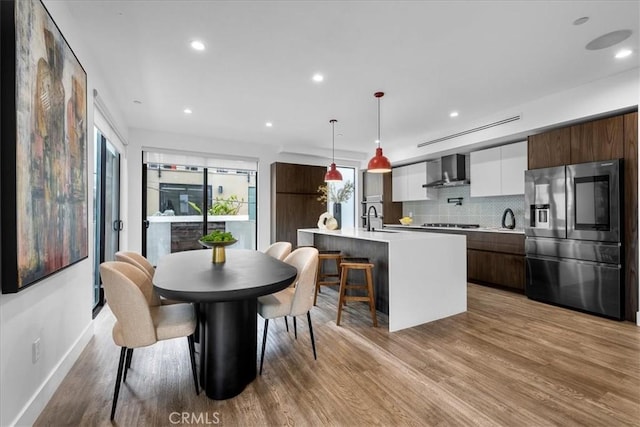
[62,1,639,161]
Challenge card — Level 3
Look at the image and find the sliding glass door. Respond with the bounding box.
[142,154,257,266]
[93,128,121,313]
[144,164,207,265]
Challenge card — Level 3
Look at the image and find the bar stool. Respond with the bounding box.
[336,257,377,327]
[314,250,342,305]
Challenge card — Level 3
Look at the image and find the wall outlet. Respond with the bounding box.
[32,338,41,363]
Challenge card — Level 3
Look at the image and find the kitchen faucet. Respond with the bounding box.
[367,205,378,231]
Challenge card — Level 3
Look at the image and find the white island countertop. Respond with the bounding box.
[298,227,467,332]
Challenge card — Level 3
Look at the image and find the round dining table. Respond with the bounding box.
[153,249,298,400]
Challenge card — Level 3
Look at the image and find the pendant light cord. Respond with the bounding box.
[330,119,337,162]
[377,97,381,147]
[374,91,384,148]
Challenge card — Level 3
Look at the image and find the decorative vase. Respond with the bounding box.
[198,239,238,263]
[333,203,342,229]
[211,245,226,263]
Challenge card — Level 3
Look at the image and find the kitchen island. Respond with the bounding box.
[298,228,466,332]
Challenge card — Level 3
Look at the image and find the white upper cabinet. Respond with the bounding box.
[470,141,527,197]
[500,141,528,195]
[392,166,406,202]
[470,146,501,197]
[392,162,435,201]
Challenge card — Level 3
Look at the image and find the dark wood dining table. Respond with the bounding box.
[153,249,297,399]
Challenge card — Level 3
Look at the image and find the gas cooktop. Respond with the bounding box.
[422,223,480,229]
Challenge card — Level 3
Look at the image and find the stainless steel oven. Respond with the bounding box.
[524,159,624,320]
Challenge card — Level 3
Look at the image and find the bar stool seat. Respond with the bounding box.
[314,250,342,305]
[337,257,377,327]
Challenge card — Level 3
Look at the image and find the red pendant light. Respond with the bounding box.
[367,91,392,173]
[325,119,343,182]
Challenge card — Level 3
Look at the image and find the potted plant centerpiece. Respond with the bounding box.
[199,230,237,263]
[317,180,354,229]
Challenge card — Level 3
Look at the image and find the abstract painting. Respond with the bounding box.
[1,0,88,292]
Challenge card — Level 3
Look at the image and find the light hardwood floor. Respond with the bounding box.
[35,284,640,426]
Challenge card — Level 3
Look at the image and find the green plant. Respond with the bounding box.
[187,201,202,214]
[200,230,235,242]
[208,195,243,215]
[317,180,354,204]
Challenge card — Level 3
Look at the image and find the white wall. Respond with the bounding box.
[0,2,129,426]
[385,68,639,165]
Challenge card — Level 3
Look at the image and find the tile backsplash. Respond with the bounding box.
[402,186,525,230]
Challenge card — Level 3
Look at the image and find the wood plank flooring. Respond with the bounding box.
[35,284,640,426]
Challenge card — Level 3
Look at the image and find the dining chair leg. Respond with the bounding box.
[293,316,297,339]
[284,316,289,332]
[110,347,127,420]
[307,311,317,360]
[123,348,133,382]
[259,319,269,375]
[187,335,199,395]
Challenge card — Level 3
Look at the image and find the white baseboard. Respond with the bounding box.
[11,322,94,427]
[637,311,640,327]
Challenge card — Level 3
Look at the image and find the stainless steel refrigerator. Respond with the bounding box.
[524,159,624,319]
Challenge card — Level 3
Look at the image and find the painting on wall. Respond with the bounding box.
[1,0,88,293]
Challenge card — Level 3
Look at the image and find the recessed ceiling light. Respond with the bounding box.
[265,122,273,127]
[615,48,633,59]
[573,16,589,26]
[374,139,380,145]
[450,111,459,118]
[190,40,205,51]
[184,108,192,114]
[312,74,324,82]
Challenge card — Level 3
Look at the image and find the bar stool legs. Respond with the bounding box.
[336,258,377,327]
[314,251,342,305]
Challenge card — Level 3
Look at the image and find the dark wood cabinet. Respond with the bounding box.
[382,172,402,224]
[466,232,525,291]
[408,228,526,291]
[570,115,624,164]
[271,162,326,246]
[273,163,325,194]
[528,114,625,169]
[527,127,571,169]
[623,112,638,323]
[467,250,525,291]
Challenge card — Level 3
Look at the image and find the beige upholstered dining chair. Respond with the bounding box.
[114,251,155,280]
[263,241,293,261]
[99,261,199,420]
[257,247,319,374]
[115,251,181,305]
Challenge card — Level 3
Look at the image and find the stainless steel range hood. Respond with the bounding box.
[423,154,469,188]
